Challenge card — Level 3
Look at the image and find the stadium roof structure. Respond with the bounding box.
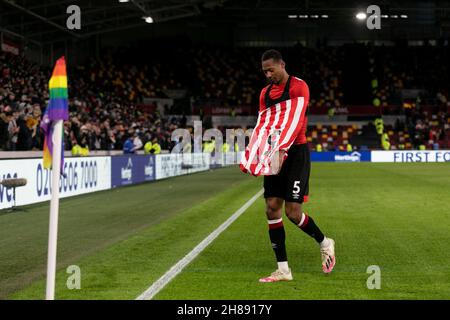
[0,0,219,45]
[1,0,450,46]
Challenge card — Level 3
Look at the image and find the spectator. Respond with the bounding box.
[149,136,161,154]
[0,110,10,150]
[17,113,33,150]
[7,111,19,151]
[132,130,143,152]
[123,135,135,154]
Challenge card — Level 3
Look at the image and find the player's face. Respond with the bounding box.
[262,59,285,84]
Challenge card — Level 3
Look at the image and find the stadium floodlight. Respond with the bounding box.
[356,12,367,20]
[288,15,298,18]
[143,16,154,23]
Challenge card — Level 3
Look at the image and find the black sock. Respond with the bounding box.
[298,213,325,244]
[268,219,287,262]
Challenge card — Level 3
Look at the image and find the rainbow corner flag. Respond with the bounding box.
[41,56,69,170]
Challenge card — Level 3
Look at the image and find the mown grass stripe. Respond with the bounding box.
[136,189,264,300]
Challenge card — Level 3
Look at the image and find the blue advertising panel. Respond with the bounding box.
[311,151,371,162]
[111,155,155,188]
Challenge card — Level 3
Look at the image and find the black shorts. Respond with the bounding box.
[263,143,310,203]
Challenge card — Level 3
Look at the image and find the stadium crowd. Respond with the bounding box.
[0,51,177,153]
[1,42,449,152]
[188,44,344,112]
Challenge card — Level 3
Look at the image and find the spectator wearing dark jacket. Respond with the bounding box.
[17,114,33,150]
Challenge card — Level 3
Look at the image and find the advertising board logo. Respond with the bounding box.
[161,156,172,175]
[334,151,362,162]
[145,157,154,179]
[121,158,133,181]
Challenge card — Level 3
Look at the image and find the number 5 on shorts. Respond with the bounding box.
[293,181,301,194]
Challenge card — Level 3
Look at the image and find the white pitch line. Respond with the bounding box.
[136,188,264,300]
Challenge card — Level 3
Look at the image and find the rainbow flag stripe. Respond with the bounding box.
[47,57,69,120]
[41,56,69,170]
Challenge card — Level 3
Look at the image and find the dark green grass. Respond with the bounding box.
[154,163,450,300]
[1,167,255,299]
[5,163,450,299]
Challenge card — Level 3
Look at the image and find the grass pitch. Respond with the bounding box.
[2,163,450,300]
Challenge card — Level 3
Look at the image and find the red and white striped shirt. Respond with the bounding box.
[240,96,308,176]
[240,76,309,176]
[259,77,309,145]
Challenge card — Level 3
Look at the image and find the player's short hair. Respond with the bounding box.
[261,49,283,62]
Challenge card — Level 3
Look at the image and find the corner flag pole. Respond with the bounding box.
[45,120,63,300]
